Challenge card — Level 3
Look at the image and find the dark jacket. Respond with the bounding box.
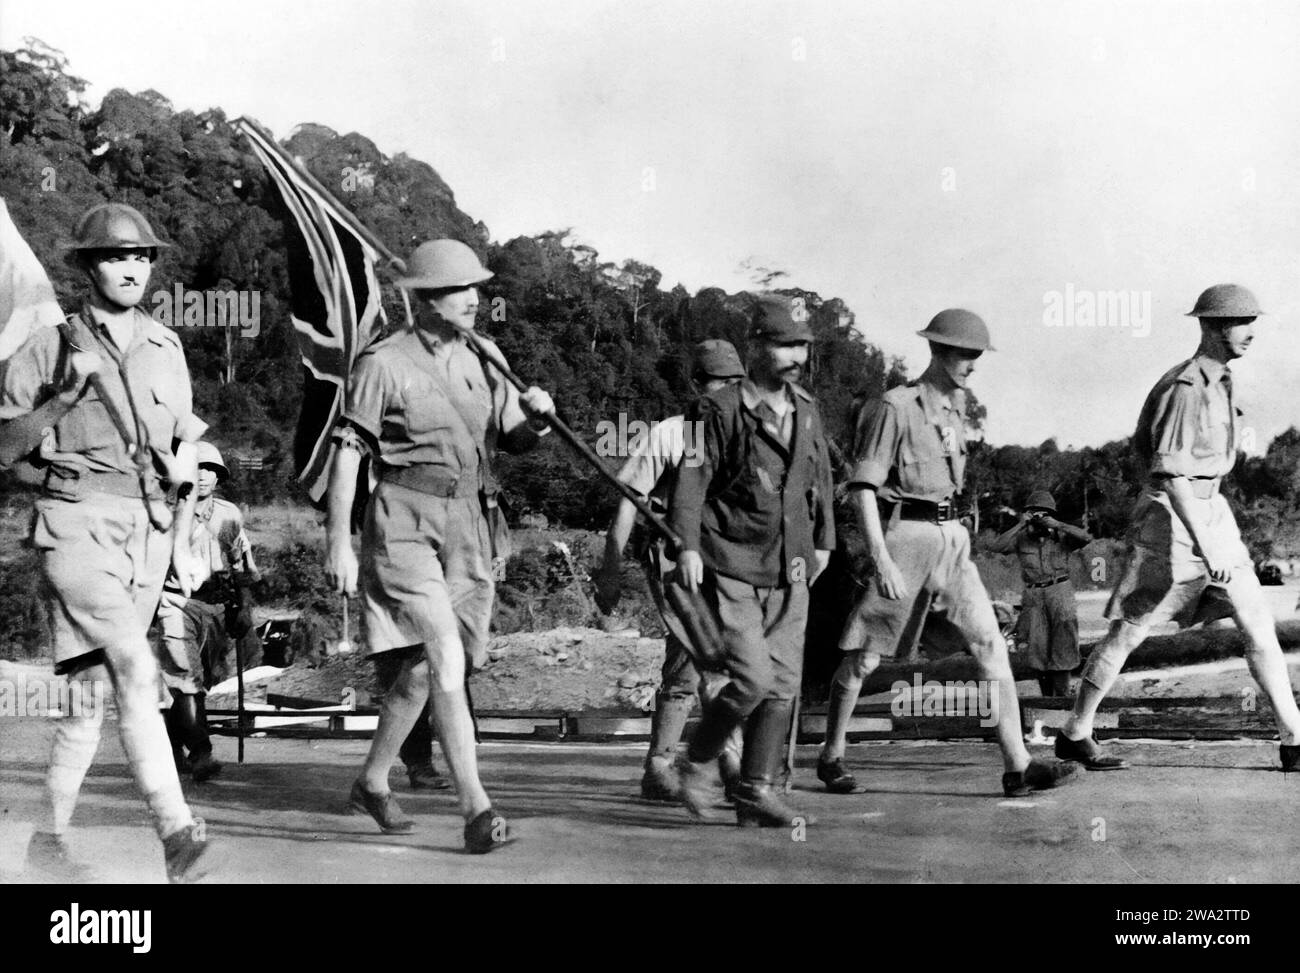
[669,379,835,587]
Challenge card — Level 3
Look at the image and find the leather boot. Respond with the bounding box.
[733,699,816,828]
[642,693,694,800]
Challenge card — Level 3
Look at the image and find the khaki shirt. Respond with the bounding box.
[168,495,259,590]
[0,305,206,473]
[1132,354,1239,481]
[988,519,1091,585]
[339,327,539,487]
[848,365,967,502]
[615,413,687,513]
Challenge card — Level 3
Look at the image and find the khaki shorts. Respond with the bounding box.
[1105,491,1251,629]
[360,481,494,668]
[157,591,225,694]
[840,520,1001,659]
[31,493,173,670]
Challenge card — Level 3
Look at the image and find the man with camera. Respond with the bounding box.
[988,490,1092,697]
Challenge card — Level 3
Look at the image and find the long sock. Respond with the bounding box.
[361,668,427,793]
[822,653,878,761]
[39,707,105,835]
[1244,643,1300,745]
[430,688,491,820]
[822,674,864,762]
[115,693,194,838]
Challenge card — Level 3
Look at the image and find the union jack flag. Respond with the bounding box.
[235,118,386,504]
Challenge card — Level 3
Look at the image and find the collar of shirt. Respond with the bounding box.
[916,366,965,426]
[195,495,216,523]
[410,324,463,360]
[84,303,146,356]
[739,378,795,441]
[1193,353,1232,390]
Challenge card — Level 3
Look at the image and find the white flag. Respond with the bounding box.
[0,197,65,360]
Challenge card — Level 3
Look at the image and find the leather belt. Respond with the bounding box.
[1026,575,1069,589]
[44,464,151,498]
[880,498,958,523]
[381,464,479,499]
[1153,477,1220,500]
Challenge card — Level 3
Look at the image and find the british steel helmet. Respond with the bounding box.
[1186,284,1263,319]
[196,442,229,481]
[69,202,169,250]
[916,309,995,351]
[1025,489,1057,513]
[395,240,493,290]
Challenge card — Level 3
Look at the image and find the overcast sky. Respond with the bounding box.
[4,0,1299,450]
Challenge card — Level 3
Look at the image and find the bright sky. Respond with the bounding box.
[5,0,1299,450]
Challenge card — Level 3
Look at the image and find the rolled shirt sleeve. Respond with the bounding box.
[0,326,58,420]
[1146,380,1200,478]
[336,351,389,454]
[847,398,901,490]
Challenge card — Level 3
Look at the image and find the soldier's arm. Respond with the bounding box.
[845,398,907,598]
[0,330,99,468]
[324,436,362,593]
[986,519,1026,554]
[482,337,551,453]
[1047,519,1092,548]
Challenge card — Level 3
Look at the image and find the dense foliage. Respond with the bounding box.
[4,38,1299,556]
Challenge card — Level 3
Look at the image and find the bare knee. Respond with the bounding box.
[837,650,880,684]
[425,641,466,693]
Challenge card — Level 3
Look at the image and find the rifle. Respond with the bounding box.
[458,330,728,670]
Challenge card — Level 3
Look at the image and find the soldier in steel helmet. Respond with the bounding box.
[1058,284,1300,772]
[667,295,835,827]
[0,202,216,882]
[988,489,1092,697]
[817,309,1081,798]
[155,441,263,784]
[593,338,747,802]
[323,239,554,853]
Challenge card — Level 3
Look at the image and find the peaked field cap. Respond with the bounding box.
[1186,283,1263,319]
[1025,489,1056,512]
[751,295,813,342]
[916,308,994,351]
[693,338,745,378]
[68,202,169,250]
[395,239,493,290]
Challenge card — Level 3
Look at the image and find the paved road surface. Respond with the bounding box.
[3,718,1299,883]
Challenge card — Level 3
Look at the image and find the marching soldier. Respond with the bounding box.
[156,441,262,783]
[987,490,1092,697]
[1058,284,1300,771]
[667,296,834,827]
[817,310,1080,797]
[324,239,553,853]
[593,339,747,801]
[0,202,215,882]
